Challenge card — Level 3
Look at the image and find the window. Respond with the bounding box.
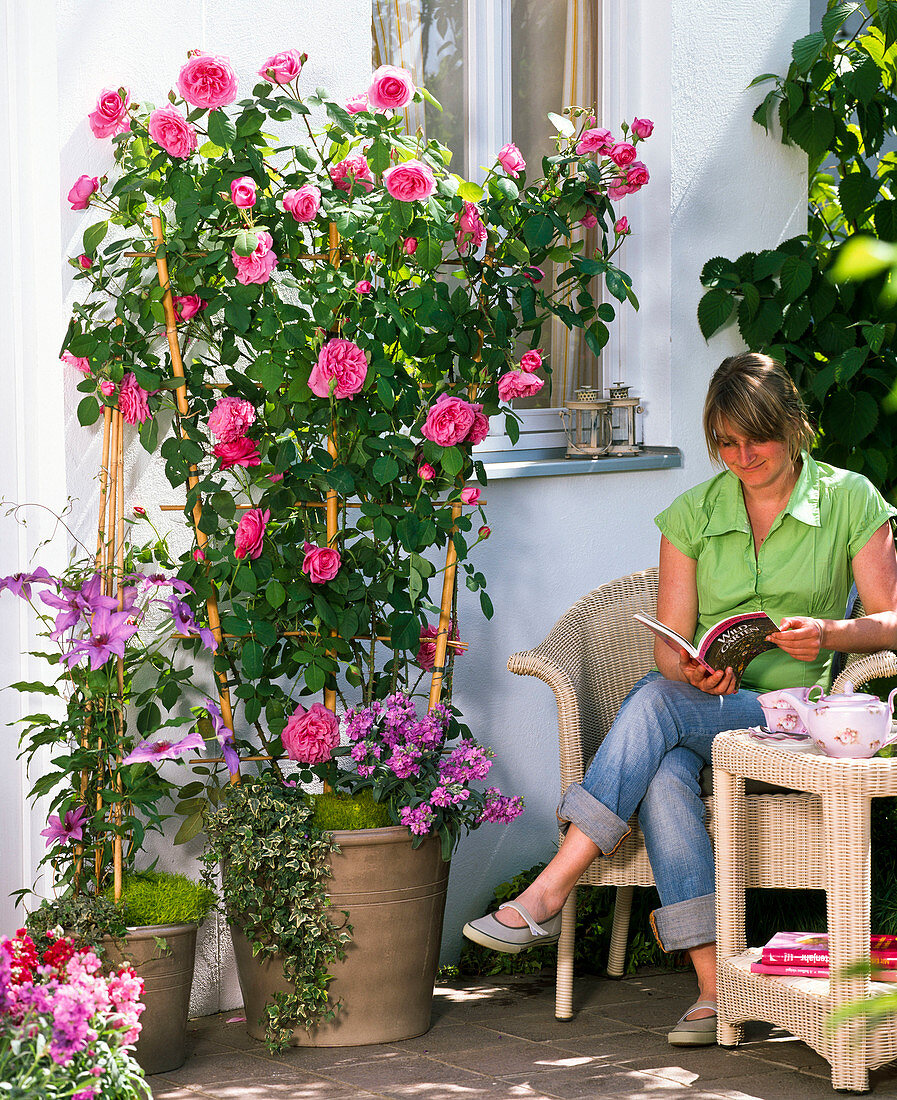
[373,0,670,454]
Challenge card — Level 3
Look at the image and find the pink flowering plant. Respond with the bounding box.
[0,927,149,1099]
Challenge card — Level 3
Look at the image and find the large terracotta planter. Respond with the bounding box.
[231,825,449,1046]
[103,922,197,1075]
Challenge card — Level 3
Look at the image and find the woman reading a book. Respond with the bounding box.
[464,353,897,1045]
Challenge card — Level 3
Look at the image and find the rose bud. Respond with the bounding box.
[478,525,491,539]
[132,505,147,517]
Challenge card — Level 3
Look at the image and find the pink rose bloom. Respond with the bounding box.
[230,177,257,208]
[77,254,92,269]
[418,462,435,480]
[498,370,544,402]
[193,548,206,562]
[258,50,304,84]
[607,178,630,201]
[580,211,598,229]
[383,160,436,202]
[329,152,374,194]
[467,406,489,445]
[234,507,269,560]
[208,395,256,443]
[301,541,341,583]
[88,88,130,138]
[346,92,369,114]
[519,350,542,373]
[497,142,526,177]
[461,487,480,505]
[403,237,418,255]
[283,184,321,222]
[148,107,198,159]
[68,175,99,210]
[355,279,373,294]
[421,393,476,447]
[455,201,487,254]
[282,702,340,765]
[615,216,630,235]
[214,437,261,470]
[62,352,91,375]
[632,117,654,139]
[232,230,277,285]
[416,623,461,671]
[367,64,416,110]
[100,379,117,396]
[608,141,637,167]
[173,294,205,321]
[308,338,368,399]
[177,52,238,110]
[119,372,151,424]
[576,127,613,155]
[625,161,650,190]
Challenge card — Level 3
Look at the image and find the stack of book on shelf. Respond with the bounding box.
[751,932,897,982]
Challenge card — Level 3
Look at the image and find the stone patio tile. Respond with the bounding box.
[159,1050,304,1088]
[503,1066,691,1099]
[385,1021,506,1054]
[426,1036,604,1078]
[731,1035,833,1076]
[149,1082,208,1099]
[270,1043,408,1074]
[591,994,682,1029]
[565,977,663,1012]
[475,1012,636,1043]
[696,1069,857,1099]
[622,1045,772,1084]
[546,1027,682,1066]
[197,1083,373,1099]
[319,1049,493,1093]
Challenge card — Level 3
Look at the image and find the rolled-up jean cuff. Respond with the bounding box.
[649,893,716,952]
[556,782,631,856]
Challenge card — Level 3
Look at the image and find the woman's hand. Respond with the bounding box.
[768,617,824,662]
[677,648,738,695]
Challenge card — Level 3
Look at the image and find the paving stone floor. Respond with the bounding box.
[149,969,897,1099]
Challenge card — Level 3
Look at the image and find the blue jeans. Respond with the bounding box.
[557,672,764,952]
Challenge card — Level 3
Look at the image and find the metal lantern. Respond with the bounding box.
[561,388,612,457]
[607,382,643,456]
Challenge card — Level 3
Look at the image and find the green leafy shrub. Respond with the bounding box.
[25,894,128,953]
[104,870,216,927]
[200,776,351,1050]
[309,788,392,831]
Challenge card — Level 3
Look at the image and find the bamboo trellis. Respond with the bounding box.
[148,215,467,776]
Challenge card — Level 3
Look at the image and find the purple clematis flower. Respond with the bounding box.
[0,567,53,600]
[40,805,89,848]
[201,698,240,778]
[168,598,218,651]
[40,573,117,636]
[61,606,140,671]
[128,572,193,595]
[122,729,205,765]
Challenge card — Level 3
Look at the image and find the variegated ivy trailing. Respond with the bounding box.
[61,49,652,788]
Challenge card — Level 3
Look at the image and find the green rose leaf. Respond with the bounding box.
[457,180,484,202]
[233,228,259,257]
[265,578,286,609]
[523,214,553,250]
[241,639,265,680]
[547,111,575,137]
[440,446,463,476]
[77,396,102,426]
[208,111,237,149]
[83,220,109,257]
[236,107,265,136]
[373,455,399,485]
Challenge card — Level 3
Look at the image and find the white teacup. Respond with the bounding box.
[756,687,814,736]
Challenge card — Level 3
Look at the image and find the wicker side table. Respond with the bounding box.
[713,729,897,1093]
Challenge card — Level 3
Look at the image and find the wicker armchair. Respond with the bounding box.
[507,567,897,1020]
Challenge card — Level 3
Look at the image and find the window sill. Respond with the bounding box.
[479,445,682,480]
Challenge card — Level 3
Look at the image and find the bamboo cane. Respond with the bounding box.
[151,215,238,783]
[323,223,341,721]
[428,501,463,710]
[113,410,125,902]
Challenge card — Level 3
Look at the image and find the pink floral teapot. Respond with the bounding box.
[778,687,897,759]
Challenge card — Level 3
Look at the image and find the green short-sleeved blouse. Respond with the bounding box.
[654,453,897,693]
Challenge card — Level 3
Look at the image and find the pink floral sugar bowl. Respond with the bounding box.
[756,687,814,736]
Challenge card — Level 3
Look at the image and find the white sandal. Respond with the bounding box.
[667,999,718,1046]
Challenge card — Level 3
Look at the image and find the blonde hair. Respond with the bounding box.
[703,353,815,465]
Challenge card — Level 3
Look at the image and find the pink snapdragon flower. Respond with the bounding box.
[329,152,374,194]
[234,508,269,560]
[118,372,151,424]
[68,175,99,210]
[383,160,436,202]
[308,337,368,399]
[282,702,340,764]
[232,230,277,285]
[496,142,526,177]
[283,184,321,222]
[177,52,238,110]
[258,50,304,84]
[230,177,257,208]
[88,88,130,138]
[498,370,544,401]
[367,64,416,110]
[301,541,341,583]
[148,107,198,158]
[62,352,91,375]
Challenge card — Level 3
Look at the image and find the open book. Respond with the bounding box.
[634,610,780,689]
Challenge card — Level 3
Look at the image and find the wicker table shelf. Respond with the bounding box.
[713,729,897,1093]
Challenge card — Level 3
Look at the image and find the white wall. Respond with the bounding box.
[0,0,808,1015]
[446,0,808,962]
